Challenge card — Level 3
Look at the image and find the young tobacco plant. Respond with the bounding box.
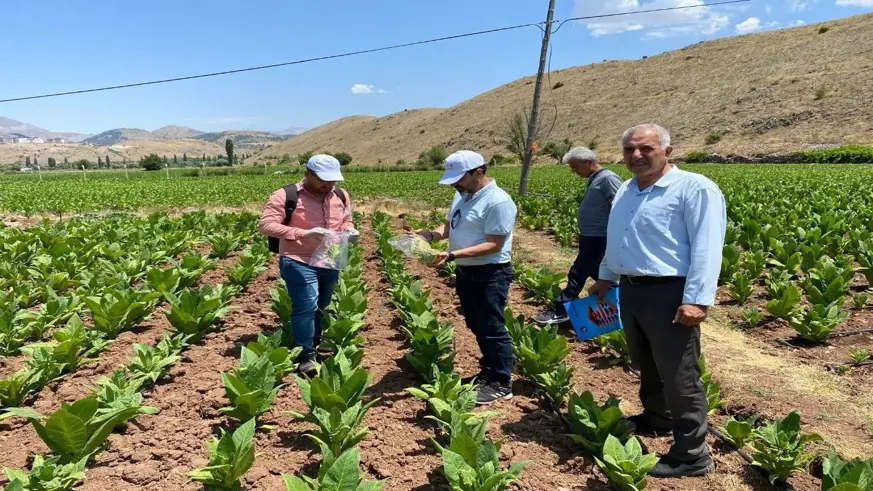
[164,284,237,343]
[727,271,755,305]
[505,311,574,406]
[821,450,873,491]
[4,454,87,491]
[593,330,631,366]
[407,366,477,427]
[246,330,301,380]
[719,415,758,449]
[188,417,257,491]
[566,391,634,456]
[766,283,802,320]
[433,425,529,491]
[83,287,159,339]
[127,333,190,385]
[749,410,823,484]
[789,301,850,343]
[594,435,659,491]
[1,397,145,464]
[402,310,456,378]
[221,347,282,423]
[699,354,726,415]
[517,265,566,304]
[282,447,385,491]
[226,248,267,289]
[270,278,294,334]
[208,233,239,259]
[802,257,855,307]
[0,369,39,408]
[144,266,183,296]
[286,347,378,456]
[91,370,159,427]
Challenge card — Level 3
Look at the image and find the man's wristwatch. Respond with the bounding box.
[446,252,456,262]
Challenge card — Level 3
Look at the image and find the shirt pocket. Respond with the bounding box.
[635,205,675,235]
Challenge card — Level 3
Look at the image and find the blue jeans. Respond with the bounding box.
[279,257,340,359]
[455,263,515,385]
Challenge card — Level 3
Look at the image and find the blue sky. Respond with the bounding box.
[1,0,869,135]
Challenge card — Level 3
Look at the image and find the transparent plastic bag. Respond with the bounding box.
[388,234,439,265]
[309,231,352,270]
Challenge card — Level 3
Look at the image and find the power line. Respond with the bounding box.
[0,0,751,104]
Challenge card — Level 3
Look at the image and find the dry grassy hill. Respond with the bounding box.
[258,14,873,164]
[0,140,226,165]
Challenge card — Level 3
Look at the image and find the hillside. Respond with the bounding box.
[83,128,158,146]
[0,139,226,165]
[152,125,204,139]
[194,130,286,147]
[0,117,89,142]
[258,14,873,163]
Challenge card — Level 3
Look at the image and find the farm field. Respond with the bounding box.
[1,164,872,490]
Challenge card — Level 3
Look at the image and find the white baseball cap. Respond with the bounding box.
[438,150,485,185]
[306,154,344,182]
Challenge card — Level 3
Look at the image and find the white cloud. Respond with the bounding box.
[764,20,781,28]
[736,17,762,33]
[764,3,774,13]
[836,0,873,6]
[574,0,732,38]
[787,0,818,11]
[351,84,386,95]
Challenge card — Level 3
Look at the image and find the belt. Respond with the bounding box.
[620,275,685,286]
[457,262,512,273]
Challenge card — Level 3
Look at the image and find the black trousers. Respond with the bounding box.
[619,277,709,461]
[455,263,515,385]
[553,235,607,314]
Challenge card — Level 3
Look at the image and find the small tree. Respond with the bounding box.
[505,107,545,163]
[331,152,353,166]
[225,139,234,166]
[541,138,573,162]
[183,153,187,162]
[33,156,39,167]
[64,157,69,167]
[75,159,91,170]
[141,153,163,171]
[48,157,57,168]
[419,145,448,167]
[173,154,178,165]
[295,151,313,165]
[25,156,31,166]
[106,155,111,167]
[98,156,103,169]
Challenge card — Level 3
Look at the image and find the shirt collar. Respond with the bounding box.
[587,168,606,183]
[630,165,681,193]
[462,179,496,201]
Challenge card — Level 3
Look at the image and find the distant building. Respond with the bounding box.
[31,137,45,143]
[47,138,67,143]
[0,137,14,144]
[15,137,31,143]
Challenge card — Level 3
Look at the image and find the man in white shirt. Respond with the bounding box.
[418,150,518,405]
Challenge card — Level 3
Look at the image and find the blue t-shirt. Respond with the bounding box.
[447,179,517,266]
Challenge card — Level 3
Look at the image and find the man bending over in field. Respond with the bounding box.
[258,155,358,377]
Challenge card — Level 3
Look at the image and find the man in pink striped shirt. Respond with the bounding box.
[258,154,357,376]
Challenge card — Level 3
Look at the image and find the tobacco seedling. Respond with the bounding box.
[188,418,257,491]
[749,410,823,484]
[566,391,634,456]
[594,435,659,491]
[282,447,385,491]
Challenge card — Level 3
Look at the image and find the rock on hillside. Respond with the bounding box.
[82,128,158,146]
[256,13,873,163]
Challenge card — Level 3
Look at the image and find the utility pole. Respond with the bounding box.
[518,0,556,196]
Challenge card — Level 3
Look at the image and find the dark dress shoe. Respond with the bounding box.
[648,454,714,478]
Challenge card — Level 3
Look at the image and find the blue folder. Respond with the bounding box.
[563,288,623,341]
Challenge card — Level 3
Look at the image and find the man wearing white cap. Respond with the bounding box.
[258,154,358,377]
[417,150,518,405]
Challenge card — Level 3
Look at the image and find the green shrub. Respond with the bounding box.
[488,154,516,166]
[705,130,727,145]
[819,26,830,34]
[799,145,873,164]
[540,138,573,162]
[684,151,708,163]
[140,154,163,171]
[552,81,564,89]
[419,145,448,168]
[330,152,353,166]
[814,86,828,100]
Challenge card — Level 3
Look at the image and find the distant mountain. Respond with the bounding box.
[0,116,89,142]
[152,125,204,139]
[82,128,158,146]
[278,127,307,136]
[193,130,286,146]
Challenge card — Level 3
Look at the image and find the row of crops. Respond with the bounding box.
[0,212,273,489]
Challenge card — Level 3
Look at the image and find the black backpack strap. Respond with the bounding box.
[333,187,347,206]
[282,184,298,225]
